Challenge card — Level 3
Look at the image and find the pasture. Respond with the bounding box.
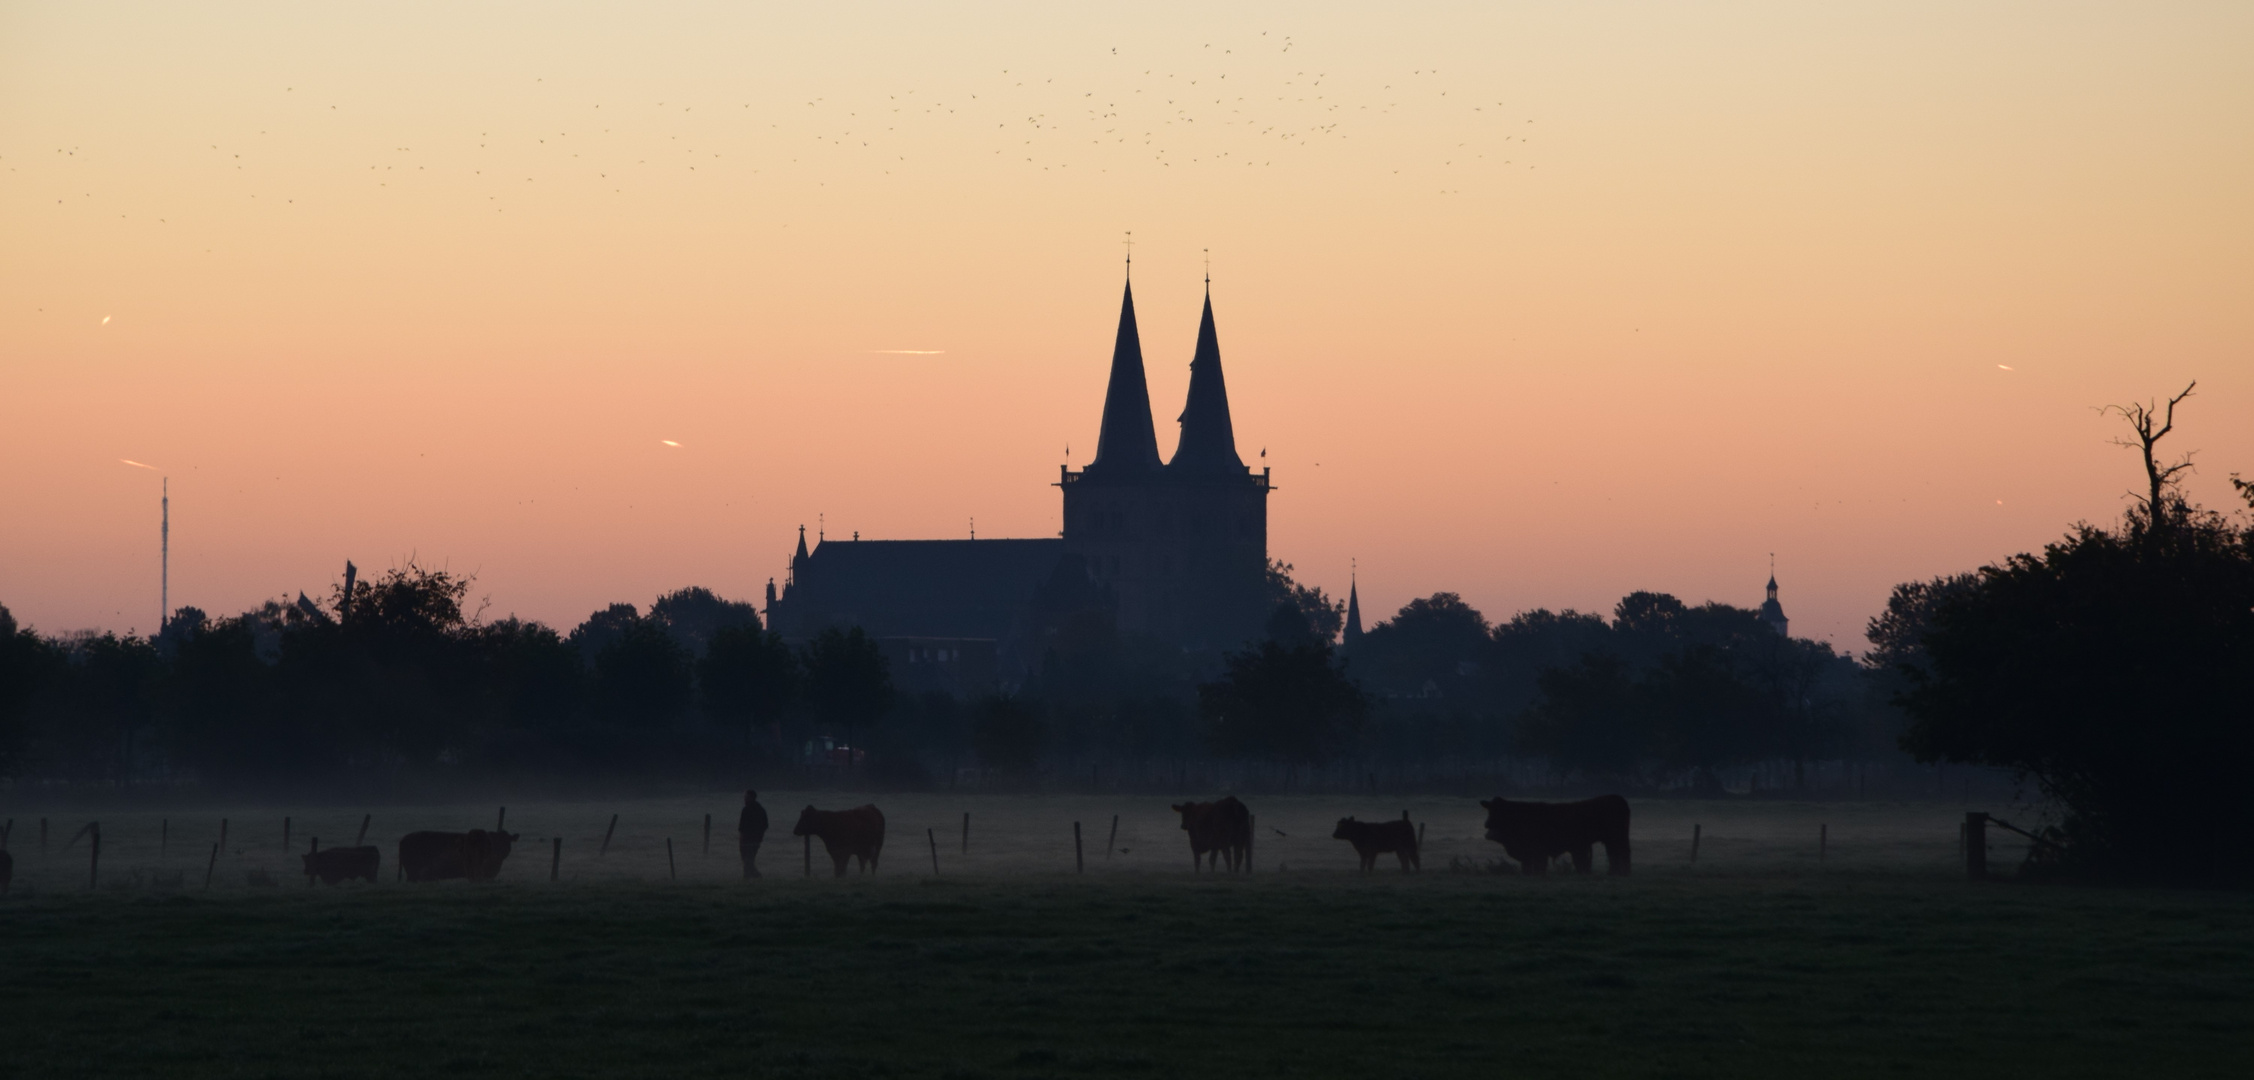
[2,796,2248,1078]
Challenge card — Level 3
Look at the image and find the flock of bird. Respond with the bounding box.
[13,31,1541,229]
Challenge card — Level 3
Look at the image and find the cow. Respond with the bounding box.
[1332,817,1420,873]
[301,845,380,885]
[1171,797,1252,872]
[792,805,885,877]
[397,829,520,882]
[1478,795,1631,875]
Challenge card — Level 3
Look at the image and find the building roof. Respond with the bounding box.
[1169,289,1246,475]
[1085,279,1163,477]
[774,538,1066,641]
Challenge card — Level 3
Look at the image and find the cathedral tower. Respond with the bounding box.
[1060,273,1271,648]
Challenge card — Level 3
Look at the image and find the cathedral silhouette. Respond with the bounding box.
[765,273,1273,691]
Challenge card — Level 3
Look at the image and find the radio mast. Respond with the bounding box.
[160,477,169,632]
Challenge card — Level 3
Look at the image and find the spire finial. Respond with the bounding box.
[1203,248,1210,293]
[1124,230,1133,277]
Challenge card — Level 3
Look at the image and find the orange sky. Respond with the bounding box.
[4,1,2251,647]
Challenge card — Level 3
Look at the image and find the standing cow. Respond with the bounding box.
[1171,797,1252,872]
[1479,795,1631,875]
[793,805,885,877]
[1332,817,1420,873]
[302,845,381,885]
[398,829,520,882]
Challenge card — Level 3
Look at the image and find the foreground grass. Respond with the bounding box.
[4,873,2249,1079]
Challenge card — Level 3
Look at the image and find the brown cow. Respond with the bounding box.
[1332,817,1420,873]
[301,845,380,885]
[1479,795,1631,875]
[1171,797,1252,872]
[398,829,519,882]
[792,805,885,877]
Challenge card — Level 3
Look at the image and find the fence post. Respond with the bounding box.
[1691,823,1701,863]
[928,828,940,876]
[551,837,561,882]
[1106,815,1119,860]
[1248,815,1255,873]
[204,842,219,890]
[1418,822,1427,853]
[89,822,100,890]
[355,814,371,847]
[600,813,618,857]
[1965,812,1989,880]
[497,806,507,832]
[1074,822,1084,874]
[803,833,811,878]
[666,838,677,881]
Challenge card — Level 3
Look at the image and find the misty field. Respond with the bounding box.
[3,796,2248,1079]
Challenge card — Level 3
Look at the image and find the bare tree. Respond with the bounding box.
[2103,381,2197,521]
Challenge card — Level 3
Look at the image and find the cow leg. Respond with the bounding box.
[1605,837,1631,876]
[829,846,849,877]
[1398,851,1413,873]
[1571,846,1593,874]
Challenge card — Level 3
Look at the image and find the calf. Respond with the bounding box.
[302,845,380,885]
[792,805,885,877]
[1171,797,1252,872]
[398,829,520,882]
[1332,817,1419,873]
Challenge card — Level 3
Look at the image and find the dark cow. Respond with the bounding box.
[302,845,380,885]
[398,829,520,882]
[1332,817,1420,873]
[1479,795,1631,875]
[792,805,885,877]
[1171,797,1253,872]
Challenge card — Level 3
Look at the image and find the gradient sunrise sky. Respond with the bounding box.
[4,1,2250,646]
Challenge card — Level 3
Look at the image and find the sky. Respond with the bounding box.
[4,1,2251,648]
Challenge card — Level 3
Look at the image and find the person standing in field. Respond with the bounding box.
[739,789,769,879]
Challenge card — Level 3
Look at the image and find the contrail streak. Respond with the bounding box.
[120,459,159,470]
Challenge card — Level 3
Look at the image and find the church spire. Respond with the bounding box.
[1086,276,1163,475]
[1343,569,1364,646]
[1168,280,1246,475]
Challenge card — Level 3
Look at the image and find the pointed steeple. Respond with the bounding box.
[1086,278,1163,476]
[1758,558,1788,638]
[790,524,809,585]
[1169,281,1246,475]
[1343,573,1364,646]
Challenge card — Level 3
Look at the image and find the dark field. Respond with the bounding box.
[5,867,2250,1079]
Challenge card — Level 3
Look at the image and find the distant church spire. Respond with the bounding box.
[791,524,809,585]
[1169,277,1246,475]
[1758,555,1789,638]
[1086,275,1163,475]
[1343,568,1364,646]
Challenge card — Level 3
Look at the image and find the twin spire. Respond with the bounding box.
[1086,273,1246,477]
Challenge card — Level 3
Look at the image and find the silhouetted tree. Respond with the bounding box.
[1348,592,1491,695]
[592,615,695,729]
[1263,559,1345,643]
[701,626,799,745]
[1517,653,1645,780]
[1898,389,2254,882]
[650,586,761,657]
[802,627,894,753]
[0,605,61,778]
[1200,639,1367,764]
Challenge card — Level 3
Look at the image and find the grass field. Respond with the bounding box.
[3,796,2248,1078]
